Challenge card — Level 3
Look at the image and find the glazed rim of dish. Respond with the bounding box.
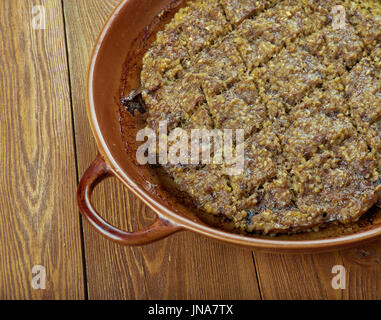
[81,0,381,251]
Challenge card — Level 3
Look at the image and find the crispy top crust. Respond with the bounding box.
[141,0,381,235]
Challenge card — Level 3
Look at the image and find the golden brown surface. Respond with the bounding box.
[65,0,261,300]
[141,0,381,235]
[67,0,381,301]
[2,0,381,301]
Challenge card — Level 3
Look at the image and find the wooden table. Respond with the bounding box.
[1,0,381,300]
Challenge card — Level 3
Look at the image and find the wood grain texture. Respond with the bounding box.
[0,0,84,299]
[254,239,381,299]
[63,0,261,300]
[1,0,380,300]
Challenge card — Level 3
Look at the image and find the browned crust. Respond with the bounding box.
[140,0,381,235]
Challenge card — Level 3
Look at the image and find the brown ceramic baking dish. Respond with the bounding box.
[77,0,381,253]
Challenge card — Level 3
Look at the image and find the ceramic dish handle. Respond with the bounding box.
[77,154,181,245]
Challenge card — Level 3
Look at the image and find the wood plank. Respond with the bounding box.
[63,0,261,299]
[254,239,381,299]
[0,0,84,299]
